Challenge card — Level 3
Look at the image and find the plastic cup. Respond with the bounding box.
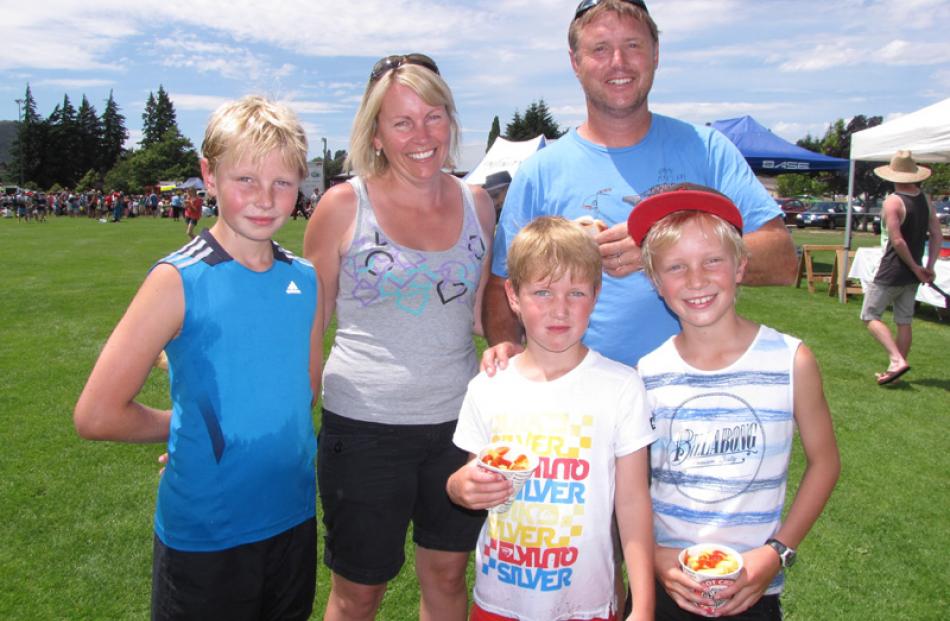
[476,442,538,513]
[678,543,744,617]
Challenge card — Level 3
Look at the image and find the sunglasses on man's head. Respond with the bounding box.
[574,0,648,20]
[369,53,440,82]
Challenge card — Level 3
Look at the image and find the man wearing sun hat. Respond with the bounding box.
[482,0,798,370]
[862,150,943,385]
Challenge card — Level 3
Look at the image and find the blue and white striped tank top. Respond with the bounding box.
[638,325,800,595]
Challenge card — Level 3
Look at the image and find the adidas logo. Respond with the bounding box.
[285,281,301,295]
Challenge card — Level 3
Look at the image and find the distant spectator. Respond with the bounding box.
[291,189,309,220]
[861,150,942,385]
[171,193,183,221]
[112,192,125,223]
[184,190,202,238]
[148,191,159,217]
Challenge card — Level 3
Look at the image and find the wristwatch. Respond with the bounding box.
[766,538,797,568]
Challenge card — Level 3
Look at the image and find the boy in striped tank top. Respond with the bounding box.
[628,186,840,620]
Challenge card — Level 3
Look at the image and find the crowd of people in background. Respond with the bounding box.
[1,187,219,226]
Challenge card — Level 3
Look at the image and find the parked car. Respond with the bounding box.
[796,201,852,229]
[775,198,807,224]
[935,199,950,225]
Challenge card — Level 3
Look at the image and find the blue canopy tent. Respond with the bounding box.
[711,116,849,173]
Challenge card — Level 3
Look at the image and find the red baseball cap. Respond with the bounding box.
[626,189,743,245]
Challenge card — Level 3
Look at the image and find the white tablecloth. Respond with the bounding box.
[848,247,949,308]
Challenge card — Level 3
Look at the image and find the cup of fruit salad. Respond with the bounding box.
[476,442,538,513]
[678,543,744,616]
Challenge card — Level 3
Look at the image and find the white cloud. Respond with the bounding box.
[771,120,831,143]
[33,78,116,89]
[168,94,233,112]
[651,101,785,125]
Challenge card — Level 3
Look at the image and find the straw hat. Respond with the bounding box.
[874,150,931,183]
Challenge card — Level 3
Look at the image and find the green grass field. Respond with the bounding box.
[1,216,947,620]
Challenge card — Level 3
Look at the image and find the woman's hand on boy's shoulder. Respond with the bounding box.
[480,341,523,376]
[711,545,781,616]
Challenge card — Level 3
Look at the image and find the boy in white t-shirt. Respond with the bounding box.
[628,185,840,619]
[448,216,657,621]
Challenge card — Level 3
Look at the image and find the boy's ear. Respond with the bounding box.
[200,159,215,197]
[503,279,521,317]
[736,255,749,284]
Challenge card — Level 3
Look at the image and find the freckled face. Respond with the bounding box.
[202,149,300,243]
[506,272,598,356]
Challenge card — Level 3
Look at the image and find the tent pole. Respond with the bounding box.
[840,163,857,303]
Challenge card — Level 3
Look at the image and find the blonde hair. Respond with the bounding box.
[202,95,308,180]
[569,0,659,54]
[508,216,603,292]
[346,62,460,177]
[641,210,748,284]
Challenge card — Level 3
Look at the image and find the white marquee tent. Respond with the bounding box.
[463,135,547,186]
[841,97,950,300]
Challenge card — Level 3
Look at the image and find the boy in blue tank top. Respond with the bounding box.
[75,95,324,620]
[629,185,840,620]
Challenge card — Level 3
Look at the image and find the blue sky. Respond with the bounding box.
[1,0,948,172]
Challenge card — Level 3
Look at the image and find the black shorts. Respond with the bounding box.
[151,518,316,621]
[317,409,484,585]
[654,579,782,620]
[185,217,198,226]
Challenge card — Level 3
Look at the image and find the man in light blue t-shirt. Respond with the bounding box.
[483,0,798,368]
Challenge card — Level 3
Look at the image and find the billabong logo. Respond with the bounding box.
[285,281,301,295]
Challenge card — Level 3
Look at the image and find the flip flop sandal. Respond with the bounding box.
[877,365,910,385]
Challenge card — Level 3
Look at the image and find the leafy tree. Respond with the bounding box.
[505,100,565,141]
[10,84,44,186]
[323,149,347,179]
[795,114,885,200]
[487,115,501,152]
[923,163,950,197]
[75,168,101,193]
[776,173,829,198]
[141,85,179,148]
[100,90,128,173]
[106,128,199,192]
[103,153,135,194]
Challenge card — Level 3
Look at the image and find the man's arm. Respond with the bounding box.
[925,199,943,275]
[740,217,797,285]
[881,194,934,283]
[482,274,523,346]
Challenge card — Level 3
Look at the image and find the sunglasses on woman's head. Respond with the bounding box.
[369,53,440,82]
[574,0,648,20]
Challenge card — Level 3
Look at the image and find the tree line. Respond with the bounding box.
[769,116,947,200]
[8,84,199,194]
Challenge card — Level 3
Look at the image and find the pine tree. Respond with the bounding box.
[505,111,525,140]
[141,85,179,148]
[487,115,501,152]
[10,84,43,186]
[44,95,81,187]
[141,92,158,147]
[100,90,128,173]
[504,100,564,141]
[76,96,102,184]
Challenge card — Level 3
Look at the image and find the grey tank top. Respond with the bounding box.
[323,175,487,424]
